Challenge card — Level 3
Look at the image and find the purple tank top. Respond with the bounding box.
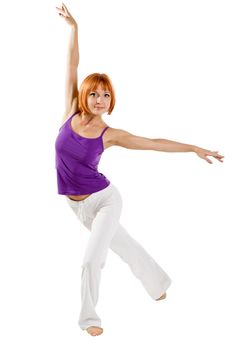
[55,111,110,195]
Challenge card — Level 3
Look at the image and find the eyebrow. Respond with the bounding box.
[90,90,111,94]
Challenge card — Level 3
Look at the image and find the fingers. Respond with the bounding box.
[204,156,213,164]
[215,156,224,162]
[206,153,224,163]
[56,3,71,19]
[61,3,69,15]
[56,6,64,16]
[62,3,68,11]
[214,151,224,160]
[56,3,67,10]
[198,150,224,164]
[205,150,224,163]
[211,152,224,162]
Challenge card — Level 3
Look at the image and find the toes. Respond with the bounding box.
[86,327,103,336]
[156,292,167,301]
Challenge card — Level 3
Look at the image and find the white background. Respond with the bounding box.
[0,0,231,348]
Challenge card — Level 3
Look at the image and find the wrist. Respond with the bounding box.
[192,145,199,153]
[71,22,78,30]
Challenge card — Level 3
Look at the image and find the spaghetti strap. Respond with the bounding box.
[66,111,79,124]
[59,111,79,131]
[69,111,79,119]
[100,126,109,137]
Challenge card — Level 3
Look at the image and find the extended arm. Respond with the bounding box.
[56,3,79,121]
[109,128,224,164]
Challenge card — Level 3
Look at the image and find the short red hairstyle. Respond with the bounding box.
[78,73,116,115]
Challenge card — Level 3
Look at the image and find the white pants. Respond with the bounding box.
[66,183,171,330]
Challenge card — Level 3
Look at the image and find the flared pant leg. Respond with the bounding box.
[67,183,123,330]
[110,224,171,300]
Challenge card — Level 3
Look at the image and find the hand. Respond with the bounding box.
[194,147,224,164]
[56,3,77,27]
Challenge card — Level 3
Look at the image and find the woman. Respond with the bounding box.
[55,3,224,337]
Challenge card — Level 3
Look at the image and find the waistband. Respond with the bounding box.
[67,194,91,202]
[66,183,113,203]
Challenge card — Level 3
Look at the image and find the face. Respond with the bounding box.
[87,85,111,116]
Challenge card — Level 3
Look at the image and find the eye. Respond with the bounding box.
[89,92,96,96]
[105,93,110,98]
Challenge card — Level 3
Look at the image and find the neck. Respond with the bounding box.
[81,112,102,126]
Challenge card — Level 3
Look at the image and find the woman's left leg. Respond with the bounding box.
[109,224,171,300]
[67,184,123,330]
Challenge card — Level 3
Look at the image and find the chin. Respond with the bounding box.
[92,110,106,116]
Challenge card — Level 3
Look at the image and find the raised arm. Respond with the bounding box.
[56,3,79,122]
[109,128,224,164]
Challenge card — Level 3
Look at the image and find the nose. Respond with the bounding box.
[96,95,102,103]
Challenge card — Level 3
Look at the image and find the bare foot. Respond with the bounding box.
[86,326,103,336]
[156,292,167,301]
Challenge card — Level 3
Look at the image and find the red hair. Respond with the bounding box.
[78,73,116,115]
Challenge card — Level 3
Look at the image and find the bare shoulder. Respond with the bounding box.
[104,127,132,147]
[105,127,151,150]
